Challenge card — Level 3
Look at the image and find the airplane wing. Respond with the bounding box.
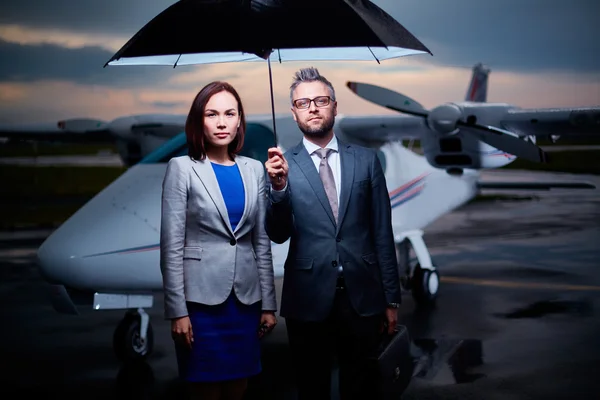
[477,181,596,190]
[0,118,113,143]
[500,107,600,138]
[338,114,425,142]
[129,122,185,139]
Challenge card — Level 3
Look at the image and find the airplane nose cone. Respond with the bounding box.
[36,164,165,292]
[428,104,462,134]
[36,229,74,285]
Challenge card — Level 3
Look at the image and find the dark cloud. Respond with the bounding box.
[0,0,175,35]
[377,0,600,74]
[0,39,206,87]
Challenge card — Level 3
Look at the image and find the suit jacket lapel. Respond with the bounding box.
[191,158,234,236]
[292,141,337,226]
[336,140,354,234]
[233,157,252,235]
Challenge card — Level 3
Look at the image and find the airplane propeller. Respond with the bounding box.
[346,81,549,163]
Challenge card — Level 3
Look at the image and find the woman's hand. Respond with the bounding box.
[171,316,194,349]
[258,311,277,338]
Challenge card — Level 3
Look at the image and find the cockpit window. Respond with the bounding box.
[140,123,275,164]
[139,131,187,164]
[238,123,275,165]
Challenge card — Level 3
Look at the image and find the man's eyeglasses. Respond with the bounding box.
[293,96,333,110]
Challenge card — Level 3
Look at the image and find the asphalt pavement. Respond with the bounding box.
[0,169,599,399]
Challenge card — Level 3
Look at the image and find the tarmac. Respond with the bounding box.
[0,169,599,399]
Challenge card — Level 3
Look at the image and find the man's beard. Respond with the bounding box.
[297,114,335,138]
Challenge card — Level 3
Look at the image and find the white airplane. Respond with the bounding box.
[29,65,599,365]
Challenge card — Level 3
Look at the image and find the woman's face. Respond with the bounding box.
[203,90,241,149]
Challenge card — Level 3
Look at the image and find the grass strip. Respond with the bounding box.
[2,165,126,198]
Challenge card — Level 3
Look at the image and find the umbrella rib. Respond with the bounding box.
[368,47,380,64]
[173,54,182,68]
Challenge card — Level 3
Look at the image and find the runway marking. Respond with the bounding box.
[441,276,600,291]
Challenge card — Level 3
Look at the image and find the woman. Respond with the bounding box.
[160,81,277,400]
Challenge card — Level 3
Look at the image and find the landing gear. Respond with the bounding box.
[113,308,154,361]
[411,264,439,305]
[396,231,439,307]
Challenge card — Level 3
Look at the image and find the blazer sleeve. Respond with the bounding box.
[369,151,402,304]
[265,181,294,244]
[252,161,278,311]
[160,157,189,319]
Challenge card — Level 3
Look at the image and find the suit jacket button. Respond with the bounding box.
[336,237,341,242]
[332,260,338,268]
[230,239,236,246]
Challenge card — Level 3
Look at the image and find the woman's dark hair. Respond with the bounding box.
[185,81,246,161]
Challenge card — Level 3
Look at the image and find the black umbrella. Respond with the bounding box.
[106,0,432,142]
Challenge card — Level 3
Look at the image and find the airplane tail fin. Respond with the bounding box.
[465,63,490,102]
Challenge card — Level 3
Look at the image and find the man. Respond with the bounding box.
[264,67,401,400]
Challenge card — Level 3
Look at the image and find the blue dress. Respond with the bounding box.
[175,162,262,382]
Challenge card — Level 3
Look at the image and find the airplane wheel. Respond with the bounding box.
[411,264,439,306]
[113,313,154,362]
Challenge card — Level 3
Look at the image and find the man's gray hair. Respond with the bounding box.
[289,67,336,105]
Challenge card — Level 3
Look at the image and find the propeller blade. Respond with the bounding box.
[460,123,549,163]
[346,81,428,117]
[345,81,549,163]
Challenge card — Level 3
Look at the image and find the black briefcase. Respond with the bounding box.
[371,325,414,399]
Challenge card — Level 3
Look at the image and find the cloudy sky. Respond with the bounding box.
[0,0,598,124]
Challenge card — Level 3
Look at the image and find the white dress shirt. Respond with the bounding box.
[270,135,342,204]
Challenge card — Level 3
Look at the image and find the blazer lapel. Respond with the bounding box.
[292,141,337,226]
[233,156,252,235]
[191,158,234,236]
[336,140,354,234]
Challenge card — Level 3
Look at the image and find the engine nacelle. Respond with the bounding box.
[420,102,524,171]
[108,114,186,166]
[420,130,517,171]
[114,130,177,166]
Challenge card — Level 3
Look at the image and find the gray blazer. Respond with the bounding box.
[160,154,276,320]
[265,139,400,321]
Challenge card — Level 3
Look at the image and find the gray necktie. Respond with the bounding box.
[315,148,338,224]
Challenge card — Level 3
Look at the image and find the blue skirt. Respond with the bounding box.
[175,291,262,382]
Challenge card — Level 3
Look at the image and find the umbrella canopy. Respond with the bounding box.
[105,0,432,143]
[106,0,431,66]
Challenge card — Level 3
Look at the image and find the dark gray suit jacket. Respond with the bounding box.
[265,138,400,321]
